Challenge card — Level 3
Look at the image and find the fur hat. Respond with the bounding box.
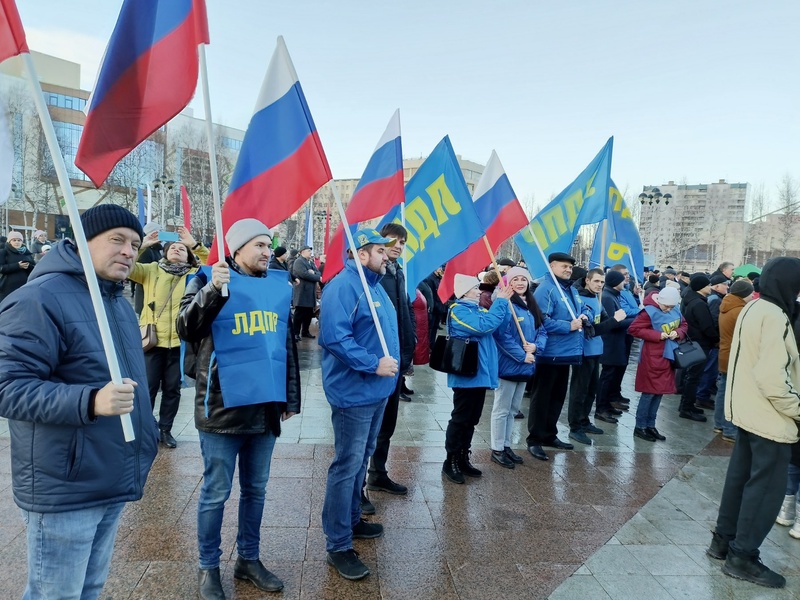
[225,218,272,256]
[454,274,481,298]
[81,204,144,241]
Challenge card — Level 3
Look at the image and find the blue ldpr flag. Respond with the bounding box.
[137,187,146,226]
[588,180,645,283]
[515,137,613,278]
[376,136,485,294]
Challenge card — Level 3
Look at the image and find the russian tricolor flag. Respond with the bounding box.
[438,151,529,301]
[76,0,209,187]
[322,110,404,282]
[218,36,332,250]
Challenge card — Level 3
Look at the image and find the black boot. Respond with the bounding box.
[458,449,482,477]
[442,453,465,484]
[706,531,729,560]
[198,567,225,600]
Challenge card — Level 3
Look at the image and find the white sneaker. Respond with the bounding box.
[776,494,796,526]
[791,500,800,539]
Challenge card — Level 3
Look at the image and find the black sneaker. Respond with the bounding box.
[367,476,408,495]
[514,410,525,419]
[327,549,370,580]
[504,447,524,464]
[722,553,786,588]
[491,450,515,469]
[352,518,384,539]
[360,490,375,515]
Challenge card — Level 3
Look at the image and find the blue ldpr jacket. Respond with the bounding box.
[446,298,510,389]
[494,295,547,381]
[319,260,400,407]
[581,291,605,357]
[0,241,158,513]
[533,276,587,364]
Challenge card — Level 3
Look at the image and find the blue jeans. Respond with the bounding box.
[635,393,662,428]
[197,431,276,569]
[787,464,800,496]
[696,348,719,402]
[22,502,125,600]
[714,373,737,437]
[322,399,386,553]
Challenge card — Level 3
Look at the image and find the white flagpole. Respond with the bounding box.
[400,202,408,298]
[22,53,135,441]
[626,245,644,304]
[198,44,228,296]
[526,224,578,321]
[329,181,391,357]
[146,184,152,223]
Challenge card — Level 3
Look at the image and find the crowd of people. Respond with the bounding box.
[0,206,798,596]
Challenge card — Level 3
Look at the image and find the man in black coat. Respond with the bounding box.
[423,266,446,348]
[679,273,718,421]
[364,224,416,503]
[594,270,635,420]
[268,246,289,271]
[292,246,321,339]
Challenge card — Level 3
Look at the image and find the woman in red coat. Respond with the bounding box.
[628,286,688,442]
[412,289,430,365]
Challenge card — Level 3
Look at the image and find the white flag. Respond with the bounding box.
[0,109,13,206]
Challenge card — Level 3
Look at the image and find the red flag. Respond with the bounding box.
[181,185,192,230]
[0,0,28,64]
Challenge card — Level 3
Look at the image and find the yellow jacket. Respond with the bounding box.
[129,245,209,349]
[725,298,800,443]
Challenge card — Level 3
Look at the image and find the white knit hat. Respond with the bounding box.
[654,286,681,306]
[454,274,480,298]
[225,218,272,256]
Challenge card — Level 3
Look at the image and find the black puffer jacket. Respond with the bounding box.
[682,288,719,349]
[0,244,35,302]
[600,287,636,365]
[0,240,158,512]
[380,261,416,372]
[177,258,301,436]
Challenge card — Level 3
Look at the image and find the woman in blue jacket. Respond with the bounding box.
[491,267,547,468]
[442,273,512,484]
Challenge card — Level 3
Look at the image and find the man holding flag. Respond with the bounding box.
[0,205,159,599]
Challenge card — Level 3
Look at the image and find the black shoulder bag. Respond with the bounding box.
[429,306,479,376]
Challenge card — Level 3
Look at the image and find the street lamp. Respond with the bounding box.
[639,188,672,206]
[639,187,674,267]
[152,175,175,225]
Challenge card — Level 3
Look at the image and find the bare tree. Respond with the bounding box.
[776,174,799,255]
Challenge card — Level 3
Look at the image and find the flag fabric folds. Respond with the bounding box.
[515,137,614,279]
[376,136,484,295]
[0,0,27,64]
[322,110,403,282]
[181,185,192,230]
[220,36,331,244]
[589,180,644,282]
[437,151,528,301]
[75,0,209,187]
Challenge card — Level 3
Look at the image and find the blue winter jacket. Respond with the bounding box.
[319,260,400,407]
[619,288,641,317]
[533,276,587,364]
[494,295,547,381]
[0,241,159,513]
[581,291,605,357]
[446,298,510,389]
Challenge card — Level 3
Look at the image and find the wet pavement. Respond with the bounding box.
[0,334,798,598]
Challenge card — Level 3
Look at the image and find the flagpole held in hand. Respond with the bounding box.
[21,53,135,442]
[481,236,527,345]
[198,43,228,297]
[329,181,391,358]
[526,225,578,321]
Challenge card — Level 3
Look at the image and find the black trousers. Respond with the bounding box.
[368,377,402,480]
[526,364,570,446]
[293,306,314,335]
[145,346,182,432]
[445,387,487,453]
[679,349,708,412]
[715,429,790,557]
[567,357,599,432]
[595,364,626,413]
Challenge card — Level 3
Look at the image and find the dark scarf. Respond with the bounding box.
[158,259,193,277]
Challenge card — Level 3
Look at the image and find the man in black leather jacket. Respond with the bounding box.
[178,218,301,600]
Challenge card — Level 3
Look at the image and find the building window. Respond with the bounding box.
[221,136,242,151]
[43,92,87,112]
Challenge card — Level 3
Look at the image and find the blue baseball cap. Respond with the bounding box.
[351,228,397,250]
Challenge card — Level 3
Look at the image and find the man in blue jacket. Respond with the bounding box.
[526,252,589,461]
[0,204,159,600]
[319,229,400,581]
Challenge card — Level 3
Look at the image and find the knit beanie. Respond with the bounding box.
[505,266,531,282]
[454,274,480,298]
[690,273,711,291]
[273,246,287,258]
[730,279,754,298]
[81,204,144,240]
[605,270,625,288]
[570,266,588,282]
[225,218,272,256]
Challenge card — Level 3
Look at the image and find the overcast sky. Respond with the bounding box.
[18,0,800,211]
